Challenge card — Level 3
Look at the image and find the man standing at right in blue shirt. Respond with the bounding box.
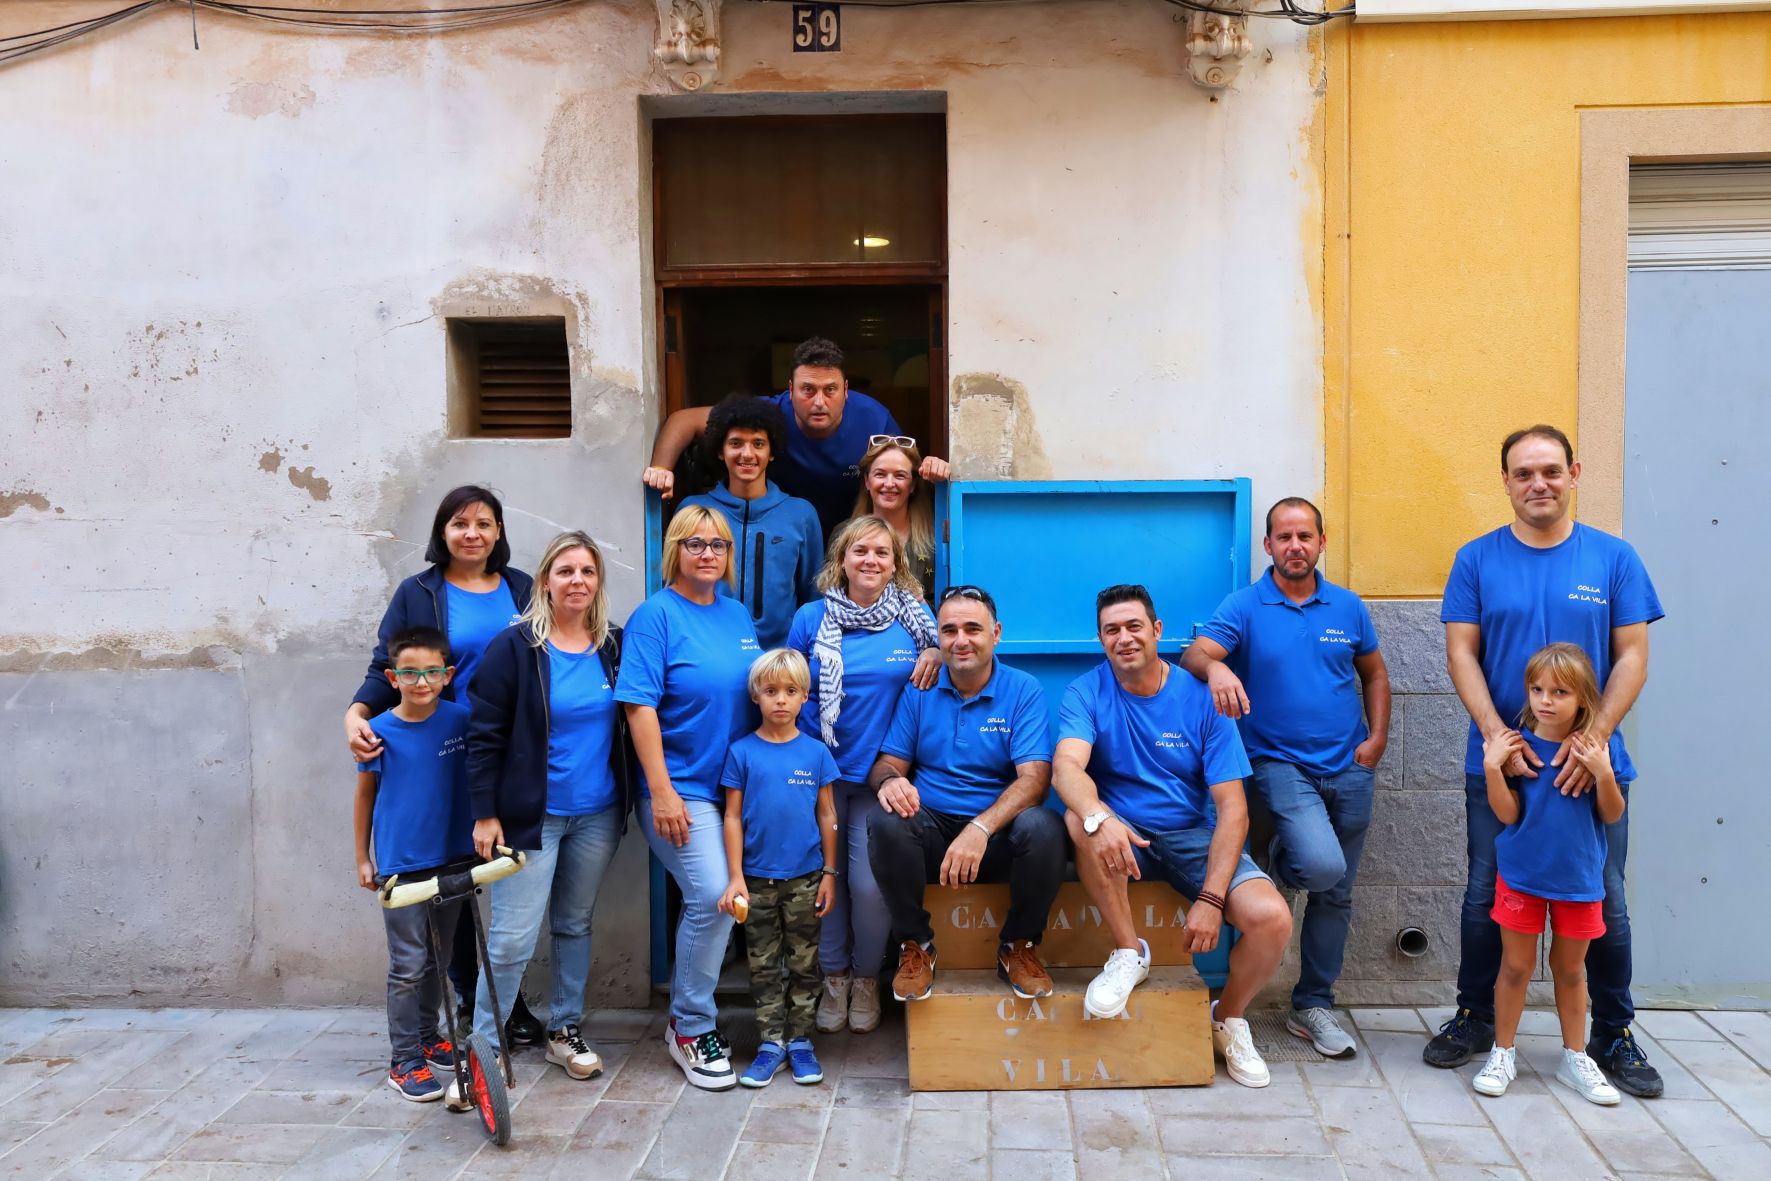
[1424,424,1665,1099]
[1180,497,1392,1061]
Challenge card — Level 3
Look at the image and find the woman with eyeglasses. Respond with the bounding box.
[786,515,941,1034]
[342,484,545,1046]
[616,505,761,1090]
[464,531,637,1083]
[851,437,938,601]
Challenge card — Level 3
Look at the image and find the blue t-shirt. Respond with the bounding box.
[766,388,902,534]
[1199,569,1379,777]
[1493,730,1609,901]
[786,600,931,782]
[357,701,474,875]
[615,588,761,801]
[546,642,618,817]
[880,661,1052,817]
[1058,661,1252,835]
[1442,523,1663,781]
[720,732,841,879]
[443,580,523,698]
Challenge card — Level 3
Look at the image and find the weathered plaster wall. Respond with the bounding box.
[1,1,1325,1005]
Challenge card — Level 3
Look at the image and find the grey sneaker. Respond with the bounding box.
[1557,1048,1621,1106]
[816,973,851,1035]
[848,976,881,1034]
[1286,1007,1357,1059]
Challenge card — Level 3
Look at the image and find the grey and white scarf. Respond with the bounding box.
[814,583,939,748]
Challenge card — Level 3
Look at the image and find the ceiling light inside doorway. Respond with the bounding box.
[855,236,891,248]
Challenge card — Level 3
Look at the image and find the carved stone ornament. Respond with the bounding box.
[654,0,722,91]
[1185,6,1252,90]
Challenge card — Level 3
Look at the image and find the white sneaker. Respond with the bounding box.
[1211,1006,1271,1088]
[665,1020,736,1091]
[443,1076,470,1112]
[1083,940,1150,1019]
[817,973,852,1034]
[1557,1048,1621,1106]
[1473,1045,1517,1097]
[1286,1007,1357,1059]
[546,1025,604,1079]
[848,976,881,1034]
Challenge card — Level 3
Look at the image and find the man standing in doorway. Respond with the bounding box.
[1425,424,1665,1098]
[1054,585,1294,1089]
[1180,497,1391,1060]
[643,336,950,536]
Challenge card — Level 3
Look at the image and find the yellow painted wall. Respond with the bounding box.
[1326,14,1771,596]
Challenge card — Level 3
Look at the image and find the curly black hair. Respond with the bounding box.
[700,395,789,479]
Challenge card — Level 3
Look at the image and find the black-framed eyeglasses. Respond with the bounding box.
[681,537,730,556]
[391,667,449,685]
[869,434,917,449]
[938,584,997,614]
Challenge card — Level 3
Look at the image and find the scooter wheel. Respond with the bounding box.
[465,1032,511,1146]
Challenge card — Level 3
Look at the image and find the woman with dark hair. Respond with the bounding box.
[344,484,543,1043]
[466,531,637,1081]
[786,515,940,1034]
[851,438,937,600]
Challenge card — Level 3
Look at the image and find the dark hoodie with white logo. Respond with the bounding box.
[676,481,823,649]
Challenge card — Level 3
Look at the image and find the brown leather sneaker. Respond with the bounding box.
[892,939,937,1001]
[997,940,1053,999]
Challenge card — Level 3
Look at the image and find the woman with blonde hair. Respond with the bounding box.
[851,437,937,599]
[785,515,940,1033]
[465,530,635,1082]
[616,504,761,1090]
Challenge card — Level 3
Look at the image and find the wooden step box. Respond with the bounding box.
[926,880,1195,969]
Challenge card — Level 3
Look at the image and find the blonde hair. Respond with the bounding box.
[747,648,810,699]
[661,504,736,589]
[816,515,923,598]
[851,440,935,579]
[522,531,610,651]
[1519,642,1602,736]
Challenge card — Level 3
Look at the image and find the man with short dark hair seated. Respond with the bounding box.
[865,585,1066,1003]
[1052,584,1294,1089]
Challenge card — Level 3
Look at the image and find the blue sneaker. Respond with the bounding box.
[422,1037,456,1069]
[787,1038,823,1085]
[387,1058,443,1102]
[741,1041,786,1088]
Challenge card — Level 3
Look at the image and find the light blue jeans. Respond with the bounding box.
[818,780,891,977]
[640,796,734,1037]
[471,807,622,1047]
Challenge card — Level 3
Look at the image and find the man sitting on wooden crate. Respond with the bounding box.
[864,584,1067,1004]
[1052,584,1294,1089]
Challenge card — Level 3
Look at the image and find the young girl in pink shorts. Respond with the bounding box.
[1471,642,1627,1106]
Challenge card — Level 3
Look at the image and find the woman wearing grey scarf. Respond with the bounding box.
[784,516,939,1035]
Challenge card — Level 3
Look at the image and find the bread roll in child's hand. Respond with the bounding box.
[732,895,749,923]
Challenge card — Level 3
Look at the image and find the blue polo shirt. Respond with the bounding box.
[443,580,523,698]
[1494,730,1609,901]
[879,660,1052,817]
[785,599,931,781]
[766,388,902,534]
[545,643,618,817]
[1198,568,1378,777]
[615,588,762,801]
[1442,523,1662,781]
[721,732,841,879]
[357,701,474,874]
[1058,662,1251,834]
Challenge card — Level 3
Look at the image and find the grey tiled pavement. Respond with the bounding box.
[3,1004,1770,1179]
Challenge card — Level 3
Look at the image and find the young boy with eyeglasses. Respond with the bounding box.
[353,625,476,1102]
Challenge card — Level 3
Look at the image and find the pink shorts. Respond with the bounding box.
[1491,875,1605,940]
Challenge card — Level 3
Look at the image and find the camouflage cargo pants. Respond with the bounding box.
[746,872,821,1045]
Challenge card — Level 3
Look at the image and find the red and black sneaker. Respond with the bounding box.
[387,1059,443,1103]
[423,1037,456,1069]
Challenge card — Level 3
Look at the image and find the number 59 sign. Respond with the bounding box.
[792,3,841,52]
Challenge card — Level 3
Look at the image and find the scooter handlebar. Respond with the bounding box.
[379,847,526,909]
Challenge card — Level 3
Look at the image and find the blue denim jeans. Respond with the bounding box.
[1249,759,1376,1011]
[1128,822,1270,899]
[471,807,622,1048]
[380,880,462,1067]
[640,795,734,1037]
[1457,773,1635,1032]
[818,780,891,977]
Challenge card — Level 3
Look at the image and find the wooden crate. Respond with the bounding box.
[925,880,1194,969]
[906,966,1214,1091]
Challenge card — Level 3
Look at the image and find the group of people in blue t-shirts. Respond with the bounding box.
[345,363,1670,1112]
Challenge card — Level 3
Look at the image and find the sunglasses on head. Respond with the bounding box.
[938,584,997,614]
[869,434,917,449]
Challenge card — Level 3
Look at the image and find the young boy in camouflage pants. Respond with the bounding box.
[718,649,840,1087]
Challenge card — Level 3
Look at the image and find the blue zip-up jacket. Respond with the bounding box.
[351,564,535,715]
[464,621,638,851]
[677,481,822,650]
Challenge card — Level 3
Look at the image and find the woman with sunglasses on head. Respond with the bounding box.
[465,531,637,1082]
[616,505,761,1091]
[851,436,938,601]
[343,484,545,1046]
[786,515,941,1034]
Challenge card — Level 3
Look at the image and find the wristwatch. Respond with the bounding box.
[1082,810,1113,836]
